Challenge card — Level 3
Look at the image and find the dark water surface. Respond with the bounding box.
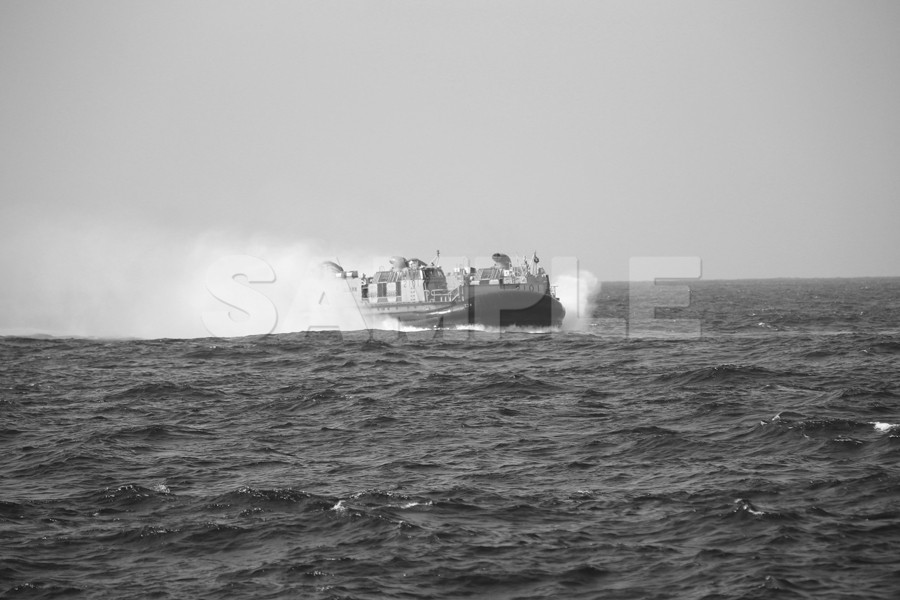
[2,279,900,599]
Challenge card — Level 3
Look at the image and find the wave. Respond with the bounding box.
[97,423,218,443]
[0,500,27,521]
[104,382,225,401]
[749,412,900,453]
[657,364,790,387]
[864,341,900,354]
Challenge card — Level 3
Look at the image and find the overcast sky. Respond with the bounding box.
[2,1,899,337]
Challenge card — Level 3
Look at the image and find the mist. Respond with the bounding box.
[2,223,216,339]
[552,263,600,332]
[0,222,602,339]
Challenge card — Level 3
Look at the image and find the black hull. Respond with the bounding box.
[364,291,566,329]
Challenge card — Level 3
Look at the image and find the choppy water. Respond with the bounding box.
[2,279,900,599]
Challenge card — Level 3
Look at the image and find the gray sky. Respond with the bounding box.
[2,1,899,337]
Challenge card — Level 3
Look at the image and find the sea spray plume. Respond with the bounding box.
[0,225,586,339]
[193,234,383,337]
[0,219,218,339]
[200,254,278,337]
[266,248,410,334]
[275,257,372,334]
[551,257,599,331]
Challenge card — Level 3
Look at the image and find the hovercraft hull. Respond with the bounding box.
[364,290,565,329]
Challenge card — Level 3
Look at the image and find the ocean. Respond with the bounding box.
[2,278,899,599]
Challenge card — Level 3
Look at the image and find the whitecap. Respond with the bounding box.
[871,422,898,433]
[734,498,766,516]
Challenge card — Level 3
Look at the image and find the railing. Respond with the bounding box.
[424,289,461,303]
